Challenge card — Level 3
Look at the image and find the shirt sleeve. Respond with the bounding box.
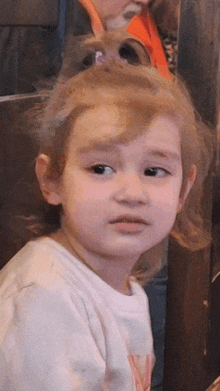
[0,283,105,391]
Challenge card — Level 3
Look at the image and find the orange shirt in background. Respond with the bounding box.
[127,11,170,80]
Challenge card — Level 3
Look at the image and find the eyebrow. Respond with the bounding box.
[77,142,118,154]
[77,144,181,162]
[146,149,181,162]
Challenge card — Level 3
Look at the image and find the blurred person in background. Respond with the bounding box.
[0,0,180,95]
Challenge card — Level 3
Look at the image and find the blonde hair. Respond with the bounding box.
[24,62,213,283]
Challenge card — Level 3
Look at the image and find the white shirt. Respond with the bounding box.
[0,237,154,390]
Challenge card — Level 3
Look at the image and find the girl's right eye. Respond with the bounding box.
[90,165,114,176]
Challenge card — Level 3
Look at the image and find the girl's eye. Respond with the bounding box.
[91,165,114,175]
[144,167,169,177]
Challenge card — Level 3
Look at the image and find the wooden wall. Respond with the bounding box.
[163,0,220,390]
[0,0,59,25]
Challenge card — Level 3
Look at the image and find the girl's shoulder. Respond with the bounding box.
[0,237,66,299]
[0,237,93,321]
[0,237,91,345]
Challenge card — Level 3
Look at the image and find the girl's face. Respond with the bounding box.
[38,106,193,263]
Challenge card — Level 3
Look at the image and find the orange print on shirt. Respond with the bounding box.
[128,354,153,391]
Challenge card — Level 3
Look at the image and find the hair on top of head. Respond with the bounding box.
[20,62,213,283]
[38,62,184,157]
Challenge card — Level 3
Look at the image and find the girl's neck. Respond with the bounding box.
[50,229,137,295]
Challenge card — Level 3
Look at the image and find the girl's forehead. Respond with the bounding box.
[72,105,125,139]
[68,106,181,156]
[69,104,146,151]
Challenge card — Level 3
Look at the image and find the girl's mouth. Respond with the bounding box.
[110,216,148,224]
[110,216,149,233]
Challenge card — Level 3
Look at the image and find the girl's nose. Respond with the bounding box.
[114,173,148,205]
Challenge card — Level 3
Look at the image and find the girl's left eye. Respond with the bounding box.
[144,167,169,177]
[90,165,114,176]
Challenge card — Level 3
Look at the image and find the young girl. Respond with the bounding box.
[0,62,212,390]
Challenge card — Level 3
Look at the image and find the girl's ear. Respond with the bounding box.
[178,164,197,213]
[35,154,62,205]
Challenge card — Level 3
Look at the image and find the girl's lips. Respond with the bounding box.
[110,216,149,233]
[110,216,148,225]
[112,221,147,233]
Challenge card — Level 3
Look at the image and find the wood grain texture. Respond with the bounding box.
[163,0,219,389]
[0,0,59,25]
[0,92,49,268]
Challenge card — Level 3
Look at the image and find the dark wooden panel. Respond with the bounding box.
[0,0,59,26]
[0,26,61,96]
[0,92,49,268]
[163,0,220,390]
[164,241,211,390]
[177,0,220,126]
